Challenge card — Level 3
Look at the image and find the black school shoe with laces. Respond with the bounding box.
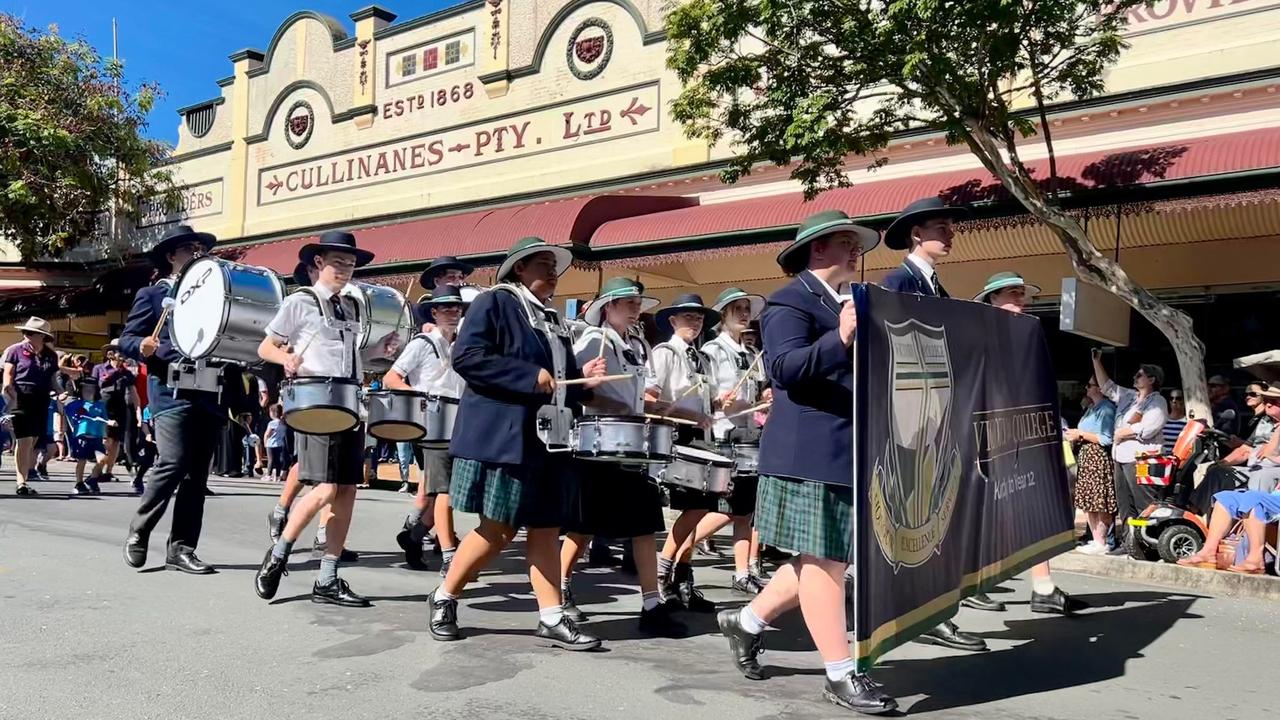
[671,564,716,613]
[823,672,898,715]
[535,616,602,651]
[427,589,460,641]
[639,601,688,638]
[716,608,765,680]
[312,578,371,607]
[254,548,289,600]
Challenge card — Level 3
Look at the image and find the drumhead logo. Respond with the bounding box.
[869,320,962,570]
[179,266,213,305]
[566,18,612,80]
[285,100,314,150]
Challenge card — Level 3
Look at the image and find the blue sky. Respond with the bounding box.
[3,1,453,145]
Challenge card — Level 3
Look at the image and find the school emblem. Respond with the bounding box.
[566,18,612,81]
[284,100,314,150]
[869,320,962,570]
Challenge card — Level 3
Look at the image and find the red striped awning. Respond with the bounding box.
[226,194,697,274]
[590,126,1280,248]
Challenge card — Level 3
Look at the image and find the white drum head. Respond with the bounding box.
[674,446,732,465]
[171,256,227,359]
[459,285,486,303]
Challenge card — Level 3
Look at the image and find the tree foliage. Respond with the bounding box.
[0,14,177,261]
[666,0,1214,417]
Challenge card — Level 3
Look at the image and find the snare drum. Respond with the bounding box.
[366,389,428,442]
[659,446,735,495]
[350,282,413,369]
[422,394,460,448]
[717,441,760,476]
[170,256,284,364]
[572,415,675,462]
[282,377,362,435]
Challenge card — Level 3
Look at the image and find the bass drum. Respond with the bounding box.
[350,281,413,370]
[170,256,284,365]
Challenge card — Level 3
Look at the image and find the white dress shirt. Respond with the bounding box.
[392,327,465,398]
[703,331,759,440]
[265,282,361,379]
[648,334,711,415]
[906,253,938,294]
[573,325,653,416]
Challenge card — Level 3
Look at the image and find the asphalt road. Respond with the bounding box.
[0,462,1271,720]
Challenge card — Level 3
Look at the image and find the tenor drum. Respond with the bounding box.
[717,441,760,476]
[366,389,428,442]
[282,377,361,435]
[572,415,675,462]
[351,282,413,368]
[422,394,460,448]
[659,446,735,495]
[170,256,284,364]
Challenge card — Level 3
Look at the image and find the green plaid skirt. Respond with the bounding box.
[755,474,853,562]
[450,458,565,529]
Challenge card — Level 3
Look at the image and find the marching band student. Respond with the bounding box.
[974,271,1085,617]
[120,225,222,574]
[717,210,896,715]
[686,287,768,595]
[879,197,992,650]
[558,277,687,637]
[425,237,608,650]
[385,285,469,576]
[253,231,396,607]
[647,293,720,612]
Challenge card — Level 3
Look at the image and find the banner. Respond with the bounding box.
[851,284,1074,669]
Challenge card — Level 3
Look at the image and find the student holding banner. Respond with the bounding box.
[717,210,896,715]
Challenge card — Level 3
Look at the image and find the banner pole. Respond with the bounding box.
[849,287,861,669]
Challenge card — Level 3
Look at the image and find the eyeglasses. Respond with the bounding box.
[1246,392,1261,398]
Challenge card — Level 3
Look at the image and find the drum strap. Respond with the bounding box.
[293,288,362,380]
[491,283,569,410]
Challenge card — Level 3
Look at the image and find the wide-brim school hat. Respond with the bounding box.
[776,210,880,275]
[973,271,1041,303]
[147,224,216,273]
[655,293,721,329]
[582,277,659,325]
[496,236,574,282]
[299,230,375,268]
[884,197,970,251]
[711,287,765,324]
[418,256,475,289]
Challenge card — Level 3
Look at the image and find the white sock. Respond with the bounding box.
[541,606,565,626]
[824,657,857,682]
[1032,576,1056,595]
[437,588,458,601]
[641,592,661,611]
[738,605,768,635]
[733,570,749,583]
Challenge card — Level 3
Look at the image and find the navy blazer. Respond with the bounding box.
[449,288,587,467]
[757,271,855,488]
[880,260,949,298]
[119,280,229,419]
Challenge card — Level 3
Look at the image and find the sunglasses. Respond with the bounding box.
[1246,392,1261,398]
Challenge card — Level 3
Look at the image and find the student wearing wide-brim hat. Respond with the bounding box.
[419,256,475,290]
[558,276,687,638]
[776,210,880,277]
[653,293,722,337]
[119,223,224,573]
[973,271,1041,310]
[880,197,970,298]
[299,230,375,269]
[426,235,609,651]
[715,210,897,714]
[384,283,471,574]
[3,317,60,496]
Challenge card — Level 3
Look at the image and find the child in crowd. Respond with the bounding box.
[264,404,286,482]
[240,413,261,477]
[64,379,108,495]
[131,406,155,496]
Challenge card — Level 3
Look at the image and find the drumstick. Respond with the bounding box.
[642,413,699,426]
[658,378,704,419]
[724,351,763,400]
[723,400,772,420]
[150,298,175,339]
[557,373,633,386]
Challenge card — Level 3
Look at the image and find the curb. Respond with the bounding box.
[1039,551,1280,601]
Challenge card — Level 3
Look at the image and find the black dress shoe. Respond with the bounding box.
[123,533,148,568]
[732,575,762,595]
[312,578,371,607]
[961,591,1006,612]
[673,564,716,613]
[427,590,460,641]
[913,620,987,652]
[267,509,287,544]
[639,602,688,638]
[747,574,768,594]
[397,528,429,570]
[254,548,289,600]
[535,617,601,651]
[696,538,725,558]
[561,582,587,622]
[165,551,216,575]
[823,672,898,715]
[1031,587,1087,616]
[716,608,764,680]
[312,539,359,563]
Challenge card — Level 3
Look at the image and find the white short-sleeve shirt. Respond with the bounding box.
[391,328,465,398]
[703,331,759,439]
[265,282,362,379]
[648,334,711,416]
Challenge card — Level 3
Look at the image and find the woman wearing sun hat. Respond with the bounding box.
[3,317,61,496]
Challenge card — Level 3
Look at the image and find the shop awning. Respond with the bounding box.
[225,194,697,275]
[589,125,1280,252]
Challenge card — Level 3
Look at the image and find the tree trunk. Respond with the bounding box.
[960,123,1211,423]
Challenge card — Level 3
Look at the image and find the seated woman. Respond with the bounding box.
[1177,488,1280,574]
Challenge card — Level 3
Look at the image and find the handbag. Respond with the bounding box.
[1215,520,1246,570]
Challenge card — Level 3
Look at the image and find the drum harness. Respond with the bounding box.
[293,287,363,381]
[490,283,573,451]
[162,276,230,399]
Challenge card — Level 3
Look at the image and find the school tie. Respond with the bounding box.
[686,346,704,374]
[932,272,950,299]
[330,295,347,321]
